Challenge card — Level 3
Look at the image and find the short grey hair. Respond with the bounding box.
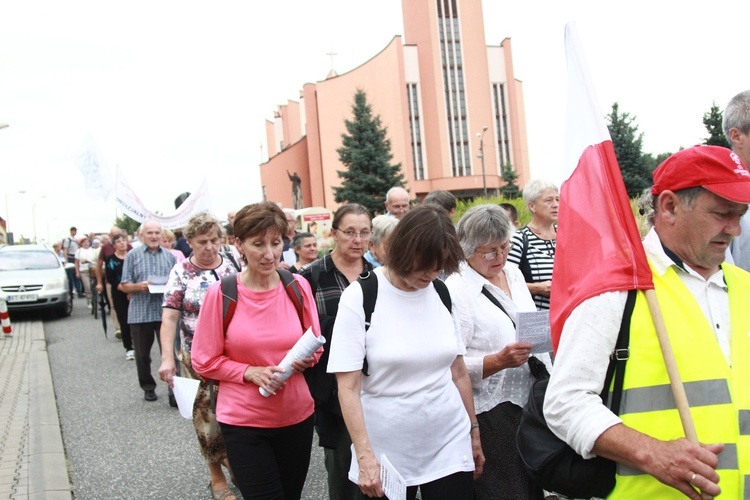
[456,204,515,258]
[723,90,750,139]
[523,179,559,205]
[386,186,409,203]
[371,215,398,245]
[184,212,224,241]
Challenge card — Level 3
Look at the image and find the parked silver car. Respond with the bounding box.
[0,244,73,317]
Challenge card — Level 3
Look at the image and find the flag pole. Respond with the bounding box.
[644,289,699,442]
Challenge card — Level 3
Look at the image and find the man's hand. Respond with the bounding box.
[640,439,722,500]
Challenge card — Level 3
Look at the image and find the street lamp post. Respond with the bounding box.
[4,190,27,243]
[32,196,46,243]
[477,126,489,199]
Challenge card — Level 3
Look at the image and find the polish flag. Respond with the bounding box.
[549,24,654,351]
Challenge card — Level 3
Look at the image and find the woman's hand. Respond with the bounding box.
[243,365,285,395]
[95,283,103,293]
[290,356,315,374]
[357,450,384,497]
[471,427,485,479]
[529,280,552,297]
[495,342,532,370]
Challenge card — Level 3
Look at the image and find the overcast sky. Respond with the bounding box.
[1,1,748,242]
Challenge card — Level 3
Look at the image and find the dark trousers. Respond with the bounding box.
[220,416,314,500]
[323,428,360,500]
[111,287,132,351]
[130,321,162,391]
[66,256,83,295]
[364,471,474,500]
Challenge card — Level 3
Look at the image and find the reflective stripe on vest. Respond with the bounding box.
[606,262,750,499]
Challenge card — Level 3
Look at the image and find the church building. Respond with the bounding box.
[260,0,530,210]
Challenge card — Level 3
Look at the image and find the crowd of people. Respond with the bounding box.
[57,90,750,500]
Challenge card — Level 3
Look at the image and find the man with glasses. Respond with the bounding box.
[384,186,411,220]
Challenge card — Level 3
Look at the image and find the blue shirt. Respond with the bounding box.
[121,245,176,323]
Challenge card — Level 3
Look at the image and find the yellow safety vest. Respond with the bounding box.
[608,262,750,499]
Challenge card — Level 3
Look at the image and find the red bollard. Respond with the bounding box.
[0,300,12,337]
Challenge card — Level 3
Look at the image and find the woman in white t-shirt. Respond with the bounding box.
[328,205,484,500]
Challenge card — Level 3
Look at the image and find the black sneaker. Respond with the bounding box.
[168,394,178,408]
[144,389,157,402]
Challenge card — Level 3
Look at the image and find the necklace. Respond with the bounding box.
[527,224,556,240]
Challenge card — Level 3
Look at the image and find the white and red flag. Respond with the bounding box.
[549,23,654,352]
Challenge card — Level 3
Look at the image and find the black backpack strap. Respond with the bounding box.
[432,278,452,313]
[359,270,378,332]
[223,251,241,272]
[606,289,636,415]
[220,274,238,334]
[278,268,305,330]
[358,270,378,377]
[308,260,321,298]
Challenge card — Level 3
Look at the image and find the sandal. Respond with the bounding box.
[209,483,237,500]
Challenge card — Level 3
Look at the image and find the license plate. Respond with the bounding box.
[7,293,38,303]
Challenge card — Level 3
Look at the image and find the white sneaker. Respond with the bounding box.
[125,350,135,360]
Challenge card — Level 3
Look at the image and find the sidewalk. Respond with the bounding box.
[0,321,71,499]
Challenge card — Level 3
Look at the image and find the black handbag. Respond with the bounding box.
[516,290,636,498]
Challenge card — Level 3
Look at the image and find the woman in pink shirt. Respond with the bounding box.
[192,202,322,500]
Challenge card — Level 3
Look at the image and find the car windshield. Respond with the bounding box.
[0,251,61,271]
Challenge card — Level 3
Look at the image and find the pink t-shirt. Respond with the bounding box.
[191,274,322,428]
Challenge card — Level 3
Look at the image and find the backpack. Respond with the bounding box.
[208,268,306,409]
[357,270,452,376]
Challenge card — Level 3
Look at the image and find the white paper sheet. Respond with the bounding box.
[380,454,406,500]
[259,327,326,397]
[172,376,200,419]
[516,310,552,353]
[147,274,169,294]
[282,249,297,266]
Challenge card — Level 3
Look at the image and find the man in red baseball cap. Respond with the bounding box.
[545,144,750,498]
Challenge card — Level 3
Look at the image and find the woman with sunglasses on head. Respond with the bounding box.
[299,203,374,500]
[329,205,484,500]
[446,204,551,499]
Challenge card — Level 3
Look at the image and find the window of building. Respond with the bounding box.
[437,0,470,177]
[407,83,425,180]
[492,83,512,168]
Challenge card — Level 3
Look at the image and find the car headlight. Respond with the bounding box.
[46,278,66,291]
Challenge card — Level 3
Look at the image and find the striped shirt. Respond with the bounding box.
[121,245,176,323]
[507,226,556,310]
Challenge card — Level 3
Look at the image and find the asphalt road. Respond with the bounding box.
[40,298,329,499]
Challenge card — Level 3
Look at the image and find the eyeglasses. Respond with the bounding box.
[477,242,511,261]
[335,229,372,240]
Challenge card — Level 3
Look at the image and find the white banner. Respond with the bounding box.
[115,166,212,229]
[74,136,115,201]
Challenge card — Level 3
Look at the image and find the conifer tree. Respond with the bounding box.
[334,89,405,215]
[499,163,522,199]
[702,103,730,148]
[607,102,651,198]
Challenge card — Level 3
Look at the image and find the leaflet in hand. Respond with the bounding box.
[516,310,552,354]
[380,454,406,500]
[259,327,326,397]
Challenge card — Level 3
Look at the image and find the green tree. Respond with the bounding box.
[334,89,405,216]
[643,151,672,174]
[702,103,730,148]
[499,163,522,199]
[114,213,141,236]
[607,102,651,198]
